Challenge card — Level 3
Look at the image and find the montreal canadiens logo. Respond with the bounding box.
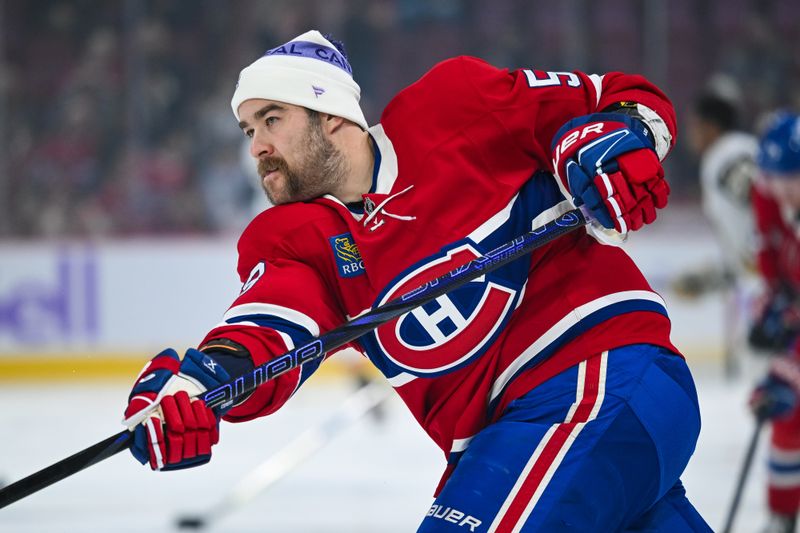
[374,243,519,375]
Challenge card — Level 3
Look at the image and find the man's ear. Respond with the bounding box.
[321,113,346,134]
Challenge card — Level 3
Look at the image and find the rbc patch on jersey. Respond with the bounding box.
[329,233,365,278]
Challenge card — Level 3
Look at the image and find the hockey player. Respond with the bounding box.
[747,112,800,533]
[687,91,758,275]
[676,90,760,376]
[121,30,711,531]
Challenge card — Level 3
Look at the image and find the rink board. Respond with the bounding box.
[0,206,742,381]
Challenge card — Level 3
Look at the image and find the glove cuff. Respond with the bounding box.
[179,348,232,394]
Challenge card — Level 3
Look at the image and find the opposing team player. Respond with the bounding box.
[678,90,759,375]
[121,30,711,531]
[688,90,758,275]
[746,112,800,533]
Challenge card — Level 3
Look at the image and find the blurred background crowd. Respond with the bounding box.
[0,0,798,239]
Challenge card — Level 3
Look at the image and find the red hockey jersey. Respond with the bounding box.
[200,56,678,470]
[752,182,800,288]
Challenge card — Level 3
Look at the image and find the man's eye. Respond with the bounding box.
[266,117,278,126]
[244,129,254,138]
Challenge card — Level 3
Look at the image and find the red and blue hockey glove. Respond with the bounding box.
[122,348,232,471]
[552,112,669,234]
[749,287,800,354]
[750,358,800,421]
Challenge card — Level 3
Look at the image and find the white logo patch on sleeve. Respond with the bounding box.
[241,261,266,294]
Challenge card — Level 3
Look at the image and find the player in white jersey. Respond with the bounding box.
[679,91,760,376]
[690,92,758,271]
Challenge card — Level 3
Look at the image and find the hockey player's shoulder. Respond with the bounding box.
[400,55,499,92]
[426,55,496,75]
[704,131,759,204]
[238,202,343,257]
[383,56,500,124]
[713,131,759,158]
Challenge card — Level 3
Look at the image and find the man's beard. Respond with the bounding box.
[257,113,348,205]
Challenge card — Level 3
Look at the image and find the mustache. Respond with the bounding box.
[257,156,288,178]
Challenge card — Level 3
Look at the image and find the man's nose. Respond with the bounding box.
[250,130,274,159]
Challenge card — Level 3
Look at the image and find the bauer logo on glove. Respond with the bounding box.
[552,112,669,234]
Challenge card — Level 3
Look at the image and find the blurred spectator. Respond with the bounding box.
[1,0,799,239]
[199,142,257,235]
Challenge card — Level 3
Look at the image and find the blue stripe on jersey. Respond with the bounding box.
[487,298,668,416]
[225,314,325,387]
[478,171,565,250]
[447,449,466,465]
[768,461,800,473]
[226,314,313,346]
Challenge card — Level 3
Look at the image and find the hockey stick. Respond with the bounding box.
[721,418,765,533]
[175,378,391,529]
[0,207,587,510]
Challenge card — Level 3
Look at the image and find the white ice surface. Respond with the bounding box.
[0,368,774,533]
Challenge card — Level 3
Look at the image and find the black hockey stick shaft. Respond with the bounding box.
[721,418,765,533]
[200,208,587,412]
[0,207,587,510]
[0,430,132,509]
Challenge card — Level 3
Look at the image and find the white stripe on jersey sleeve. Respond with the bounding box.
[451,436,474,454]
[223,303,320,337]
[387,372,416,387]
[275,330,295,350]
[769,469,800,489]
[588,74,604,107]
[467,192,519,244]
[770,446,800,465]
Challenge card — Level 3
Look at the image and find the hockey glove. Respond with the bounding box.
[750,357,800,421]
[122,348,231,471]
[551,112,669,234]
[748,287,800,353]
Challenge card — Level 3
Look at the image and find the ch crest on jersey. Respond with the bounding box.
[329,233,366,278]
[372,243,521,376]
